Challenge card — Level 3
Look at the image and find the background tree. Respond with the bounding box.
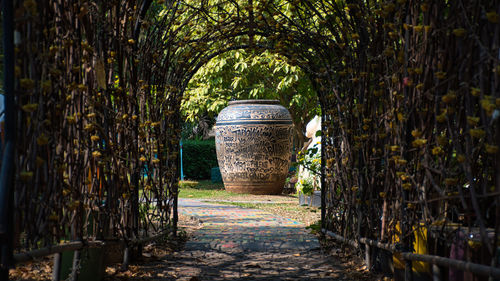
[182,49,320,147]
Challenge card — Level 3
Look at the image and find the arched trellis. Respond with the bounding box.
[1,0,499,279]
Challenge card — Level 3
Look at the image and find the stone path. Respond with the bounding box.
[179,199,317,253]
[162,199,348,280]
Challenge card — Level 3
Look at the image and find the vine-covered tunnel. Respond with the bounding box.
[0,0,499,280]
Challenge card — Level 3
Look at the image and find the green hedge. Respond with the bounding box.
[182,139,218,180]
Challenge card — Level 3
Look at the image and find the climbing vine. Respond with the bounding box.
[5,0,499,274]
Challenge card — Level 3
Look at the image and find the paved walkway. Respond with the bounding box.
[163,199,345,280]
[179,199,318,253]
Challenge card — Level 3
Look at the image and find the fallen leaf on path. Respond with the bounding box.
[142,252,152,258]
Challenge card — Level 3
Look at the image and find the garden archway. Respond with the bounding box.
[2,0,500,279]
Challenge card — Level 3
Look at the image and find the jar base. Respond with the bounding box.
[224,183,284,195]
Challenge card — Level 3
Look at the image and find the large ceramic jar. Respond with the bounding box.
[215,100,294,195]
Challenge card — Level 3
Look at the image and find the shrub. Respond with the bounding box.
[179,180,199,189]
[182,139,218,180]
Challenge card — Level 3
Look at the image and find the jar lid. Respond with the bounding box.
[228,100,280,105]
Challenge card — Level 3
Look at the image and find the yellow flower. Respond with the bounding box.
[92,151,102,158]
[90,135,100,141]
[19,171,33,182]
[457,154,466,163]
[139,156,147,162]
[397,112,405,121]
[390,145,400,152]
[469,129,485,139]
[444,178,458,186]
[36,134,49,146]
[20,78,35,89]
[432,220,446,226]
[84,124,94,131]
[412,138,427,147]
[341,157,348,165]
[480,98,496,116]
[411,129,422,138]
[41,80,52,93]
[441,91,456,103]
[432,146,444,155]
[396,159,407,165]
[66,116,76,124]
[467,116,480,126]
[21,103,38,113]
[435,71,446,80]
[402,183,412,190]
[437,136,448,146]
[452,28,466,37]
[485,144,499,154]
[379,192,386,198]
[486,11,499,23]
[413,25,424,33]
[49,213,59,221]
[470,87,481,97]
[436,112,447,123]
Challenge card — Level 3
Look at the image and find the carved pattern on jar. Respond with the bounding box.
[215,100,294,195]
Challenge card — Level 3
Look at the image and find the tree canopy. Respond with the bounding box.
[182,49,320,144]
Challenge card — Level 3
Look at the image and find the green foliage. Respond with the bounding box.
[182,139,218,180]
[305,220,322,234]
[178,180,199,189]
[182,49,320,142]
[295,145,321,177]
[300,179,315,196]
[295,142,321,195]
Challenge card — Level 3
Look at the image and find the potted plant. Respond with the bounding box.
[295,142,321,207]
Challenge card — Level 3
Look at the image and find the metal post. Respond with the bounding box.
[432,264,441,281]
[180,139,184,181]
[320,113,326,229]
[405,260,413,281]
[52,253,63,281]
[121,246,130,271]
[365,243,371,270]
[69,250,81,281]
[0,0,16,279]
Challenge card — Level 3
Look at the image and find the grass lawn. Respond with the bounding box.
[178,180,297,201]
[178,180,319,225]
[210,201,320,225]
[178,180,241,199]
